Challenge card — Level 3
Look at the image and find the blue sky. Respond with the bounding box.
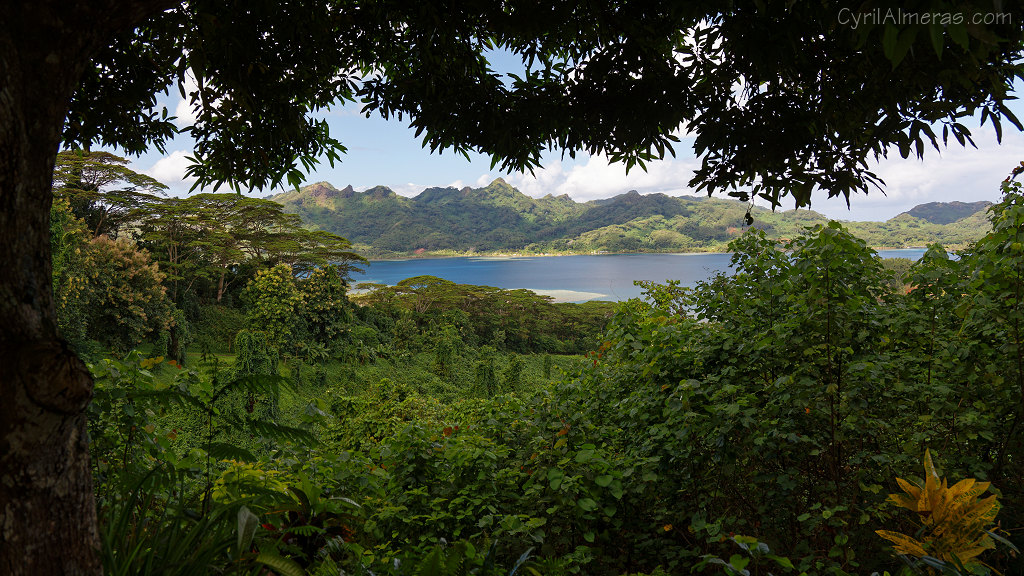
[128,75,1024,223]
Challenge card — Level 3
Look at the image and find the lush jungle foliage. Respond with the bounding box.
[51,150,366,358]
[352,275,617,355]
[66,174,1024,575]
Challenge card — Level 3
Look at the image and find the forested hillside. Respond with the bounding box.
[273,180,991,256]
[67,171,1024,576]
[901,200,993,224]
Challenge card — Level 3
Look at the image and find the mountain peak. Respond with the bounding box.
[298,181,355,201]
[363,185,397,199]
[596,190,642,205]
[900,200,991,224]
[415,186,461,204]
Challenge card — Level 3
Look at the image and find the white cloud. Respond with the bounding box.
[174,74,199,128]
[140,150,197,196]
[820,127,1024,220]
[499,127,1024,221]
[509,154,702,202]
[391,183,425,197]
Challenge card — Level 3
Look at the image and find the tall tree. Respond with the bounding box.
[2,1,1023,574]
[242,264,302,353]
[300,265,352,351]
[134,193,365,303]
[52,149,168,238]
[135,194,209,302]
[57,234,174,354]
[1,4,175,574]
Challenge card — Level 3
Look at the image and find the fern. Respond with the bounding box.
[212,373,294,403]
[205,441,258,463]
[416,546,448,576]
[247,419,317,445]
[256,549,307,576]
[288,525,327,538]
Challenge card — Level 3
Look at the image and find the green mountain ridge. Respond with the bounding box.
[272,180,992,257]
[900,200,993,224]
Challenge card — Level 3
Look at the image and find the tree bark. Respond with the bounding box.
[0,1,177,573]
[217,268,226,302]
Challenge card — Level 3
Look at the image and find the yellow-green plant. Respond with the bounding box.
[876,450,1001,572]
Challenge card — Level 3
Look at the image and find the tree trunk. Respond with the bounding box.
[169,323,182,363]
[217,267,227,302]
[0,2,175,573]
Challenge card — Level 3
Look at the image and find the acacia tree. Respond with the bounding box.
[52,150,168,238]
[2,1,1024,574]
[132,193,364,303]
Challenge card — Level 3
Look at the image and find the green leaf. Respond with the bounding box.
[734,535,758,546]
[609,480,624,499]
[948,22,969,49]
[236,506,259,556]
[767,554,795,569]
[928,23,944,58]
[256,550,306,576]
[729,553,751,572]
[882,25,898,61]
[547,469,564,491]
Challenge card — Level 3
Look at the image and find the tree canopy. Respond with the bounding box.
[66,1,1024,208]
[53,150,168,238]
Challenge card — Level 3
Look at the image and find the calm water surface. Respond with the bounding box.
[351,250,926,303]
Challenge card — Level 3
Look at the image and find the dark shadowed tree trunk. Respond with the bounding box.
[0,2,174,574]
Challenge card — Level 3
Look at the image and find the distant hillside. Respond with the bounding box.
[272,180,991,257]
[900,201,992,224]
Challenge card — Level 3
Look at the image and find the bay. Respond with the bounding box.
[351,249,926,303]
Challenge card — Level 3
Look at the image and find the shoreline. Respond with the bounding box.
[354,245,935,262]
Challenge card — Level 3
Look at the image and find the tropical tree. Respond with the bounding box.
[300,265,352,352]
[134,193,364,303]
[959,178,1024,478]
[51,198,93,347]
[68,235,175,354]
[52,149,167,238]
[135,193,210,303]
[243,264,303,354]
[3,1,1024,573]
[50,198,175,354]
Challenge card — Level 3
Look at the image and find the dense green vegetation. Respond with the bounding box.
[65,169,1024,575]
[51,150,366,358]
[273,180,991,258]
[13,4,1024,573]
